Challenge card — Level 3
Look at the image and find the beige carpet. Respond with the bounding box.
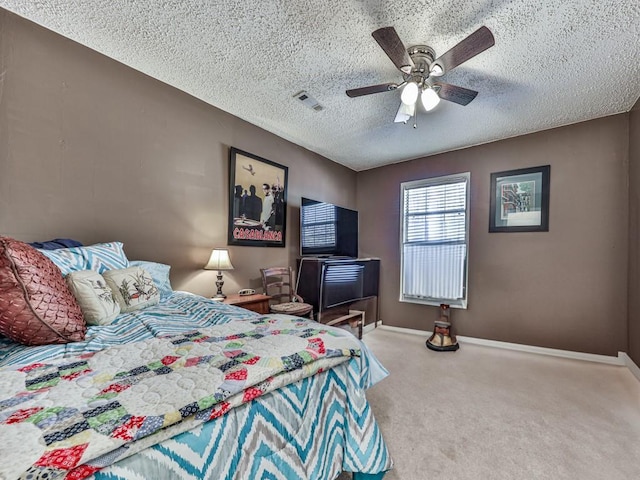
[345,328,640,480]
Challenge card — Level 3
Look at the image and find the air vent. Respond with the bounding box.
[293,90,324,112]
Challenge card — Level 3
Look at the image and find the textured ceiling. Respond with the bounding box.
[1,1,639,171]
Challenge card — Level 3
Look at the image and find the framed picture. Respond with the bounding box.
[228,147,288,247]
[489,165,550,233]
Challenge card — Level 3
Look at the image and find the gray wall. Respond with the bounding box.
[629,97,640,364]
[1,9,637,358]
[0,9,357,297]
[358,116,630,356]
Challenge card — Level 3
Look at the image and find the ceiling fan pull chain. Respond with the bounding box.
[413,109,418,129]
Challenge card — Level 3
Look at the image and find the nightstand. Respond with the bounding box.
[223,293,271,314]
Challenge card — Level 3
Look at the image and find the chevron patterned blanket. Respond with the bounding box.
[0,315,360,480]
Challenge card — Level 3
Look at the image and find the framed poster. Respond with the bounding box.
[489,165,550,232]
[228,147,288,247]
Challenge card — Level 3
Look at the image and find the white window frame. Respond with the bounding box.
[399,172,470,309]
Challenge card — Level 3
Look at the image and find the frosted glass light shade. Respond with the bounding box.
[421,87,440,111]
[401,82,419,105]
[204,249,234,271]
[430,63,444,76]
[394,102,415,123]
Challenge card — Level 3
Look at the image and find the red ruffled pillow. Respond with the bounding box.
[0,236,86,345]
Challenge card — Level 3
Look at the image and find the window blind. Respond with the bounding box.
[400,173,470,308]
[301,202,336,249]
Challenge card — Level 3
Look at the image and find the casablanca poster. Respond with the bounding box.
[228,147,288,247]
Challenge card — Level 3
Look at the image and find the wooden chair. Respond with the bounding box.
[260,267,314,318]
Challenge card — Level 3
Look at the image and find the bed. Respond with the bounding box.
[0,239,392,480]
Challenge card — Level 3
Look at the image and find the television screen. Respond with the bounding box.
[300,197,358,258]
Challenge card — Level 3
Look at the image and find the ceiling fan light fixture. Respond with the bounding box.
[346,25,495,125]
[421,87,440,111]
[394,102,415,123]
[400,81,419,105]
[430,63,444,76]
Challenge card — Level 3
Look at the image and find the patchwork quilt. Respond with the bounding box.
[0,292,392,480]
[0,316,359,479]
[92,360,390,480]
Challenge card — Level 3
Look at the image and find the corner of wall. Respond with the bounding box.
[628,97,640,365]
[0,9,9,217]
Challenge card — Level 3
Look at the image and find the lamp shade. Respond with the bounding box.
[429,63,444,76]
[421,87,440,111]
[394,102,415,123]
[204,249,234,271]
[400,81,419,105]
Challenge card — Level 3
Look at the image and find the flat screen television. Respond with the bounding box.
[300,197,358,258]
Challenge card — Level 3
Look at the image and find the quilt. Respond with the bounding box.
[0,292,392,480]
[92,354,390,480]
[0,316,359,479]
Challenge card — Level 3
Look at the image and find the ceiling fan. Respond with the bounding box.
[346,26,495,125]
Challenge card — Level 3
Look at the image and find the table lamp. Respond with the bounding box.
[204,248,234,299]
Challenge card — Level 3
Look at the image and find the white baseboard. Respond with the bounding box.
[363,322,377,335]
[377,323,626,367]
[376,323,431,338]
[620,352,640,382]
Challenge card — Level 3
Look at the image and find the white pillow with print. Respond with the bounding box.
[103,266,160,313]
[129,261,173,299]
[66,270,121,325]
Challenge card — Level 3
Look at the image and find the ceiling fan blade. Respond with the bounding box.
[346,83,398,98]
[372,27,414,74]
[432,26,495,73]
[434,82,478,106]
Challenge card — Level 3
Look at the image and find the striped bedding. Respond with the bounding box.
[0,292,392,479]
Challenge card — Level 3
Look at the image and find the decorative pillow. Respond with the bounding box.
[129,261,173,299]
[29,238,83,250]
[103,266,160,313]
[0,237,86,345]
[39,241,129,275]
[66,270,121,325]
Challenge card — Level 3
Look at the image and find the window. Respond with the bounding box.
[400,172,470,308]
